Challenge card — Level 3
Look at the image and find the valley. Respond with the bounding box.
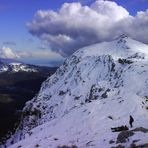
[0,65,57,140]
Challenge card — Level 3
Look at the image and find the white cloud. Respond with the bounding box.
[90,0,129,21]
[0,47,20,59]
[118,9,148,44]
[27,0,148,56]
[0,46,63,63]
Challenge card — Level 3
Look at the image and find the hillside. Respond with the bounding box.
[0,61,57,140]
[4,35,148,148]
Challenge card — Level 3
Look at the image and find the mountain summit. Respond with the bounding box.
[4,36,148,148]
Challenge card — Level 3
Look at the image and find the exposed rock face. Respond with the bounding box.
[4,36,148,148]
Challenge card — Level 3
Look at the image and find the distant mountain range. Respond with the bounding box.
[4,35,148,148]
[0,58,47,73]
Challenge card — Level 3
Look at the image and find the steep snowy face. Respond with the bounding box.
[6,36,148,148]
[0,59,37,73]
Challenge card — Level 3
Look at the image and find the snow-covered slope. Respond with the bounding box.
[5,35,148,148]
[0,59,37,73]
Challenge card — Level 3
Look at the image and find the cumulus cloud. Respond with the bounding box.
[0,47,20,59]
[27,0,148,56]
[0,46,63,64]
[116,10,148,44]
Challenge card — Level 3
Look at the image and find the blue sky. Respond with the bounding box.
[0,0,77,50]
[0,0,148,66]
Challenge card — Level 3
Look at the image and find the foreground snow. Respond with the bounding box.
[5,35,148,148]
[9,100,148,148]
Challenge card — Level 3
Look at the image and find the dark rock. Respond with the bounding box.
[132,127,148,133]
[109,140,115,144]
[116,130,134,143]
[118,58,133,64]
[111,125,129,132]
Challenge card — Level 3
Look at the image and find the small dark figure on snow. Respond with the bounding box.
[129,115,134,128]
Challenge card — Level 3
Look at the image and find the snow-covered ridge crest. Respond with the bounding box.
[0,58,38,73]
[5,36,148,148]
[77,35,148,60]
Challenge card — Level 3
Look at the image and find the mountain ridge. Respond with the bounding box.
[0,58,41,73]
[4,36,148,148]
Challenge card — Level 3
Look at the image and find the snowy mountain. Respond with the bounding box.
[4,35,148,148]
[0,58,38,73]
